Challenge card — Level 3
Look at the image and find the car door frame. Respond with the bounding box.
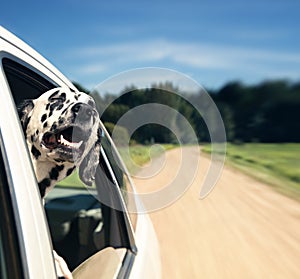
[0,41,58,279]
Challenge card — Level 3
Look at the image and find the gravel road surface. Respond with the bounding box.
[133,146,300,279]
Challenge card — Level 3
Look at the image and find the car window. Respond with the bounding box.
[1,57,136,275]
[2,58,57,106]
[0,145,24,279]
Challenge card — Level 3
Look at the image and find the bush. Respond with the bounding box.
[104,122,130,146]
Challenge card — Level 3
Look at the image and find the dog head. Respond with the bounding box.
[18,87,102,197]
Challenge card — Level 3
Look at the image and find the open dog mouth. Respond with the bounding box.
[42,126,86,155]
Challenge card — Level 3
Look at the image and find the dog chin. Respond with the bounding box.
[46,147,84,164]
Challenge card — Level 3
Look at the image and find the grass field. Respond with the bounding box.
[118,144,175,174]
[203,143,300,199]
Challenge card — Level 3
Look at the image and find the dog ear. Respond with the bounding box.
[79,126,102,186]
[18,100,34,133]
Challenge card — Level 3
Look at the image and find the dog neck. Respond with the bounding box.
[30,157,76,198]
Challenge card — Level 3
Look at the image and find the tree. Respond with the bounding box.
[75,79,300,143]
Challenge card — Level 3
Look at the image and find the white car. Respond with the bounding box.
[0,26,161,279]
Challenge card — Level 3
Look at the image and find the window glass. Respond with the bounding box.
[101,135,138,228]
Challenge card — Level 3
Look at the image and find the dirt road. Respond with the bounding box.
[133,146,300,279]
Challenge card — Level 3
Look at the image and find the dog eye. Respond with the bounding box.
[49,96,65,102]
[48,92,66,102]
[50,97,63,102]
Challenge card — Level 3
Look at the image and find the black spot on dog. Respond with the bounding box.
[57,103,64,110]
[60,93,66,101]
[46,103,50,110]
[41,114,47,123]
[31,145,41,159]
[66,100,70,104]
[61,107,68,115]
[43,122,48,128]
[49,100,64,116]
[49,167,59,180]
[36,130,39,135]
[70,88,76,93]
[48,90,60,101]
[66,166,76,176]
[30,134,36,143]
[50,122,57,132]
[58,117,65,125]
[38,178,51,197]
[49,165,64,180]
[49,103,57,112]
[57,165,64,171]
[75,95,79,101]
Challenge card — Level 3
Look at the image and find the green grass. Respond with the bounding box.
[203,143,300,199]
[118,144,176,174]
[56,170,86,188]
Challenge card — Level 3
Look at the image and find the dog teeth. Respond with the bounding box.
[74,140,83,149]
[59,134,83,149]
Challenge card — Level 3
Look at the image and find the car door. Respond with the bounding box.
[0,41,138,278]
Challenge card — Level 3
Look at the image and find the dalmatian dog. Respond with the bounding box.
[18,87,102,279]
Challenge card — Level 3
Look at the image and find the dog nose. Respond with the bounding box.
[72,103,93,121]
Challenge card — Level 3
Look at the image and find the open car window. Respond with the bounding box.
[2,58,57,106]
[1,56,137,277]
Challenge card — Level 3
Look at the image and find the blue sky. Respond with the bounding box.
[1,0,300,91]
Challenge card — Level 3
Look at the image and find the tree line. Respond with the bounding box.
[211,80,300,143]
[74,79,300,144]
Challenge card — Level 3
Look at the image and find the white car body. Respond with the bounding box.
[0,26,161,279]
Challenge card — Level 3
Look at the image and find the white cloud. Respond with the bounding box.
[75,40,232,69]
[76,63,107,74]
[74,39,300,71]
[68,39,300,90]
